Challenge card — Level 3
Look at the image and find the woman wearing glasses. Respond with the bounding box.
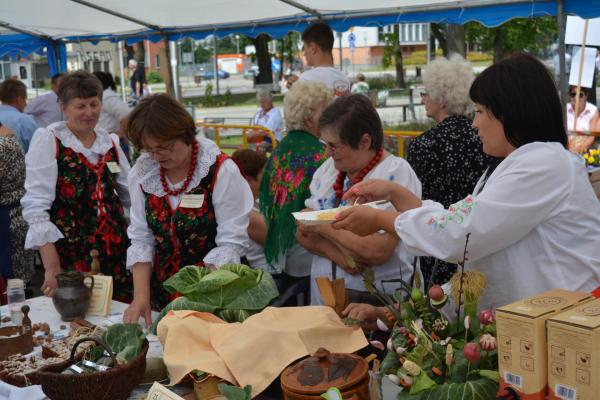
[21,71,132,299]
[408,55,488,285]
[123,94,252,326]
[296,94,421,305]
[334,54,600,312]
[566,86,600,153]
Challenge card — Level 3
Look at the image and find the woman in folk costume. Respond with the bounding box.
[21,71,132,299]
[334,53,600,313]
[123,94,252,326]
[259,81,332,291]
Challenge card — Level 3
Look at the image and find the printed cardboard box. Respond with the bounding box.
[547,298,600,400]
[496,289,593,400]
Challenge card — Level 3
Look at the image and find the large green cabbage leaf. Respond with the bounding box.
[152,264,278,333]
[397,378,498,400]
[103,323,147,365]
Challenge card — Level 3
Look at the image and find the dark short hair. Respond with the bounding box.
[319,94,383,150]
[127,93,196,149]
[231,149,267,180]
[51,73,65,85]
[58,70,103,105]
[469,53,567,149]
[0,79,26,103]
[93,71,117,91]
[302,22,334,52]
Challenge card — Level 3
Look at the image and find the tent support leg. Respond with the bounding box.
[557,0,568,126]
[118,41,127,102]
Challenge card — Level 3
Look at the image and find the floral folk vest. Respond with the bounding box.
[49,137,131,302]
[145,153,227,309]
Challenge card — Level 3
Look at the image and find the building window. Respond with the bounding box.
[155,54,160,68]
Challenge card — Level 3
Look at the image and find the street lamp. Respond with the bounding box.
[235,34,240,54]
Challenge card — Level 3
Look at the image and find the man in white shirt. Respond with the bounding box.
[287,22,350,97]
[24,73,64,127]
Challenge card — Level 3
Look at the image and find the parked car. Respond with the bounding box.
[244,66,259,80]
[199,69,230,80]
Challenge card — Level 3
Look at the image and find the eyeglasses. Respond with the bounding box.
[319,138,346,153]
[420,91,428,98]
[569,92,585,98]
[141,141,176,156]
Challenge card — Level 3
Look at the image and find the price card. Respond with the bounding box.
[179,194,204,209]
[87,275,113,317]
[106,161,121,173]
[147,382,186,400]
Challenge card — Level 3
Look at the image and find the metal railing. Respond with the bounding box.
[383,130,422,157]
[197,123,277,150]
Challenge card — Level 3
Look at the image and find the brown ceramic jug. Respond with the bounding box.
[52,271,95,321]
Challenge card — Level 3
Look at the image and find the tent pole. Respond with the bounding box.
[118,41,126,102]
[214,34,220,97]
[337,31,343,71]
[169,40,179,100]
[557,0,568,126]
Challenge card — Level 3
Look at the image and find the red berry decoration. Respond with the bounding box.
[463,342,481,364]
[428,285,445,301]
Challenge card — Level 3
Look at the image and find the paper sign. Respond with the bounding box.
[569,46,598,88]
[87,275,113,317]
[566,16,600,46]
[106,161,121,173]
[147,382,186,400]
[180,194,204,209]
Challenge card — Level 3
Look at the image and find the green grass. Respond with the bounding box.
[188,92,284,108]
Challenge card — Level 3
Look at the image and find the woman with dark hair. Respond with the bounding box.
[333,53,600,311]
[21,70,132,299]
[123,94,252,326]
[297,94,421,305]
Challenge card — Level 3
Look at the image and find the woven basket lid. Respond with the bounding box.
[280,348,368,395]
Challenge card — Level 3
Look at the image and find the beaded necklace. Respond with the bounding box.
[333,147,383,199]
[159,141,199,196]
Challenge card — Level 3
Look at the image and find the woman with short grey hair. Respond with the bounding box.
[406,55,489,285]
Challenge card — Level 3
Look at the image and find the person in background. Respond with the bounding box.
[297,94,421,305]
[0,79,38,153]
[0,124,34,285]
[123,94,252,326]
[247,89,284,151]
[334,53,600,312]
[129,59,147,101]
[287,22,350,97]
[24,73,64,128]
[259,80,332,293]
[351,73,370,96]
[567,86,600,153]
[21,71,132,300]
[406,55,489,285]
[231,149,272,272]
[94,71,131,157]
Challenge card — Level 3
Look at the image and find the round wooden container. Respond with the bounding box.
[281,348,370,400]
[0,326,33,361]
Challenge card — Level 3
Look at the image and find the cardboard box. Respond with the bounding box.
[547,298,600,400]
[496,289,594,400]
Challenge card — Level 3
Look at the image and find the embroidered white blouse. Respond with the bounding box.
[305,155,422,304]
[395,142,600,310]
[21,121,131,249]
[126,136,253,269]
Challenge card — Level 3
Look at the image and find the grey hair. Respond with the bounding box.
[422,54,475,117]
[284,80,332,131]
[256,89,273,102]
[128,59,138,67]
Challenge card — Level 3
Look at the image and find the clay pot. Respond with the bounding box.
[52,272,95,321]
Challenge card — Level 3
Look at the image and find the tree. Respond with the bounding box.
[466,17,557,63]
[253,33,273,84]
[431,23,466,57]
[381,26,405,88]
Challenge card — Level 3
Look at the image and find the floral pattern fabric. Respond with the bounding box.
[144,153,226,310]
[49,139,131,301]
[406,115,488,285]
[259,130,326,267]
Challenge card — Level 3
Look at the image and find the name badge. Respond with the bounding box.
[180,194,204,208]
[106,161,121,173]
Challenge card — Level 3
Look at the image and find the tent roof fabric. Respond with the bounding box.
[0,0,599,50]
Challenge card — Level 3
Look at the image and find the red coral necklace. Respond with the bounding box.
[159,141,199,196]
[333,147,383,199]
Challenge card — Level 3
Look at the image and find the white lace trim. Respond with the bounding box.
[25,220,64,250]
[47,121,115,158]
[203,245,243,267]
[135,137,221,196]
[126,242,155,270]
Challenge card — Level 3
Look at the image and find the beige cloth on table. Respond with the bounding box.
[157,306,368,397]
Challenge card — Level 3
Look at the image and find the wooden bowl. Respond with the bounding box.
[0,326,33,361]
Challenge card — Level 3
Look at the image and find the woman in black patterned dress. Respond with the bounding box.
[407,55,489,285]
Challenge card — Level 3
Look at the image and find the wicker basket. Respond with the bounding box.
[37,337,148,400]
